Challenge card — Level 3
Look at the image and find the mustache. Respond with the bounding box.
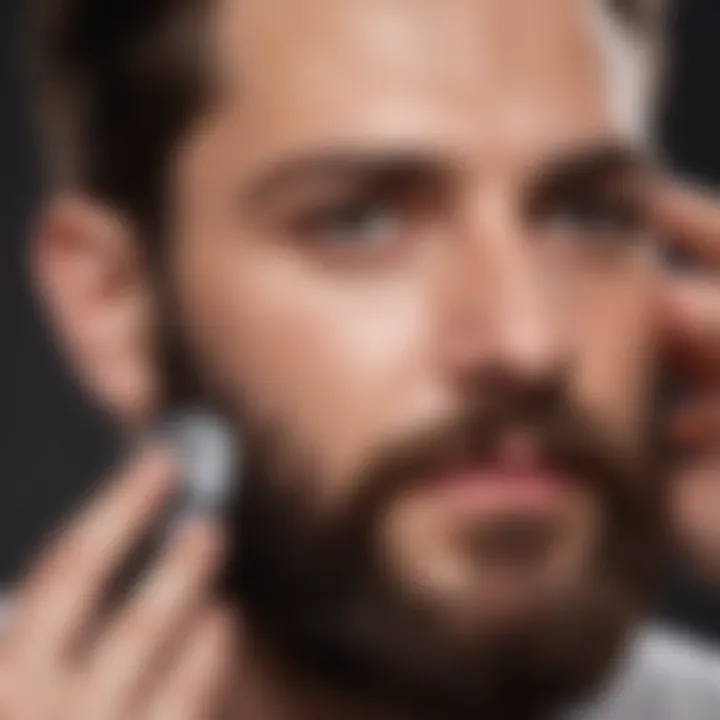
[331,376,648,540]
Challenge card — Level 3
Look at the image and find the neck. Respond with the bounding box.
[223,624,560,720]
[224,624,408,720]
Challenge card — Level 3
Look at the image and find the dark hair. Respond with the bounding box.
[32,0,661,235]
[609,0,664,30]
[32,0,214,233]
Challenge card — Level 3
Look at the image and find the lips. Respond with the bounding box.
[413,464,576,516]
[402,430,579,516]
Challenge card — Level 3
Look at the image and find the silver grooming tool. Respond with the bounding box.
[160,410,240,531]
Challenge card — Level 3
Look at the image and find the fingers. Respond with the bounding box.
[660,275,720,378]
[144,607,235,720]
[12,448,177,665]
[670,452,720,581]
[85,519,225,718]
[651,183,720,265]
[667,395,720,451]
[651,181,720,379]
[3,446,236,720]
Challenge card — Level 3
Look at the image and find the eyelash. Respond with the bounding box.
[290,193,414,253]
[537,196,643,243]
[287,191,645,254]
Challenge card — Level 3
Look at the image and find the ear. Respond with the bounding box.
[31,195,160,426]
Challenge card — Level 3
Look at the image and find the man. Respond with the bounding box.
[1,0,719,718]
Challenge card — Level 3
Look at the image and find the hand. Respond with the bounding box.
[653,183,720,582]
[0,449,234,720]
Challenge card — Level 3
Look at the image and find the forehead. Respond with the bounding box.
[207,0,642,172]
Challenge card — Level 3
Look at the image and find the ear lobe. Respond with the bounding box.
[31,195,160,426]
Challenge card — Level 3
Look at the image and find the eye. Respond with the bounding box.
[540,197,642,244]
[296,199,403,248]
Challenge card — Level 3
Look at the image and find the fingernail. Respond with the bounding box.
[175,518,225,560]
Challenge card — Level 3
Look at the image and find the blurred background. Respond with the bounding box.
[1,0,720,635]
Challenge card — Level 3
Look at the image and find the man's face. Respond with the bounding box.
[166,0,660,713]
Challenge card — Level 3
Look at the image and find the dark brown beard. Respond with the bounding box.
[220,372,666,720]
[155,257,666,718]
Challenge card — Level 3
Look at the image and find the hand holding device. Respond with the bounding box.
[0,412,240,720]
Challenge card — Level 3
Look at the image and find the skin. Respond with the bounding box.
[172,3,654,635]
[0,0,718,718]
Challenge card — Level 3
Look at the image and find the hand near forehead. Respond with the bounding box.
[653,183,720,581]
[655,183,720,447]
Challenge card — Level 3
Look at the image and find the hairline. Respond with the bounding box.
[34,0,664,223]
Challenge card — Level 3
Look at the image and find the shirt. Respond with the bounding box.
[2,591,719,718]
[570,625,720,719]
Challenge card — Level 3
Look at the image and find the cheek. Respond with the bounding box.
[173,232,434,502]
[565,249,659,448]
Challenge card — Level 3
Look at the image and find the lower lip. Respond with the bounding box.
[417,468,575,514]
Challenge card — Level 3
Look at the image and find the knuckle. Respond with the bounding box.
[0,668,32,719]
[176,525,223,572]
[171,682,210,718]
[121,605,165,651]
[38,531,92,586]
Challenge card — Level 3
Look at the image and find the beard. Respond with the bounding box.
[157,270,664,719]
[206,372,666,720]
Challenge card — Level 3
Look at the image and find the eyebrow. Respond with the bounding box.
[525,143,653,208]
[242,150,448,212]
[242,143,652,217]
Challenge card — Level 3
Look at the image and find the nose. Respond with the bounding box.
[440,194,564,390]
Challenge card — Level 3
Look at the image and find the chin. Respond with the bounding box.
[226,445,659,720]
[236,523,642,720]
[379,497,600,626]
[332,557,639,720]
